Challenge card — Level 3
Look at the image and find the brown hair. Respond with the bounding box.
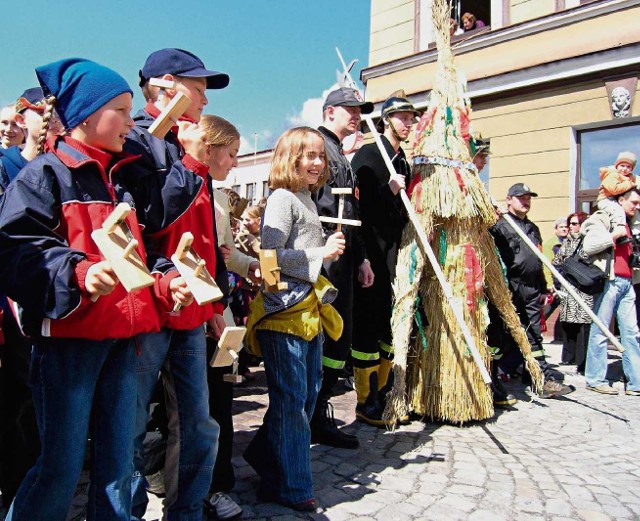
[268,127,328,194]
[566,211,588,228]
[200,114,240,148]
[244,204,264,220]
[36,96,57,156]
[461,12,476,24]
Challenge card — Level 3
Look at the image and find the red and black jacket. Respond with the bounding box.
[0,136,161,340]
[123,105,229,330]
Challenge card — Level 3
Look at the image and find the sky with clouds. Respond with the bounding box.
[0,0,371,155]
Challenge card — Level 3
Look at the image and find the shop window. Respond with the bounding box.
[576,118,640,213]
[246,183,255,203]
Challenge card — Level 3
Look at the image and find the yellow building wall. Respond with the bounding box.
[370,0,415,66]
[510,0,556,24]
[472,80,640,241]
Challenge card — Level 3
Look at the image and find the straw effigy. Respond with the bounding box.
[383,0,543,426]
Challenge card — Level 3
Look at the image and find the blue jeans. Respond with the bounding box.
[132,327,218,521]
[586,277,640,391]
[243,330,322,505]
[7,337,137,521]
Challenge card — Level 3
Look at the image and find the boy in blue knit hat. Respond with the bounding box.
[0,58,192,521]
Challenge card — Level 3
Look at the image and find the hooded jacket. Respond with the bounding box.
[123,106,229,329]
[0,137,160,339]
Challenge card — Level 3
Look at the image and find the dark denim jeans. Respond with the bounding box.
[6,337,137,521]
[244,330,322,505]
[131,326,219,521]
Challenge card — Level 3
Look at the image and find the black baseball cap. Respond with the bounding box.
[15,87,46,113]
[508,183,538,197]
[322,87,373,114]
[139,48,229,89]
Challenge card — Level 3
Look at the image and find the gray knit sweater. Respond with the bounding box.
[261,188,332,313]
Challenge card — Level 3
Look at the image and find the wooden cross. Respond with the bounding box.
[147,78,192,138]
[91,203,154,295]
[209,326,247,383]
[318,187,361,232]
[170,232,223,312]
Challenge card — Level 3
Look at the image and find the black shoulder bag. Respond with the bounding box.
[559,237,610,295]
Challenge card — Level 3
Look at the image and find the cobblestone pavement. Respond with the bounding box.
[2,339,637,521]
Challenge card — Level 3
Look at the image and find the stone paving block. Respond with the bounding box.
[447,484,484,497]
[576,510,613,521]
[340,497,386,516]
[468,509,509,521]
[439,494,477,512]
[564,484,596,501]
[424,503,468,520]
[513,496,545,513]
[375,501,424,519]
[546,497,574,516]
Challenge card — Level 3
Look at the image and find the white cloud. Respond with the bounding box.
[287,84,339,128]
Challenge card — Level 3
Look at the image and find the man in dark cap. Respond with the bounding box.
[491,183,574,398]
[309,87,374,449]
[350,92,418,426]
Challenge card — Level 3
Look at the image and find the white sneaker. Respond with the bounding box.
[203,492,242,520]
[145,469,165,496]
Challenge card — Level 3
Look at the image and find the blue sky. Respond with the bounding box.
[1,0,370,153]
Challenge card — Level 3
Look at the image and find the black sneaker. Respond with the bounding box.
[310,399,359,449]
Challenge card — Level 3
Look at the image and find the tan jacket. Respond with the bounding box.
[581,210,640,284]
[213,188,253,278]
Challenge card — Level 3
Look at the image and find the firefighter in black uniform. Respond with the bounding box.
[311,88,374,448]
[351,94,419,425]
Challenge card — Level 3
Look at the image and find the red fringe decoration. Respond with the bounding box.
[454,167,468,195]
[458,107,471,142]
[414,106,437,146]
[463,244,483,311]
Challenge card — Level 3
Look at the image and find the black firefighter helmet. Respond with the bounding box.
[377,90,420,132]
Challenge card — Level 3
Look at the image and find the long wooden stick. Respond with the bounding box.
[336,48,491,383]
[500,212,624,353]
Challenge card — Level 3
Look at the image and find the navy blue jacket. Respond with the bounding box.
[0,137,160,339]
[123,106,229,328]
[0,146,27,192]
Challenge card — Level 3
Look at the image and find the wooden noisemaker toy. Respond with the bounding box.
[259,249,288,293]
[209,326,247,383]
[147,78,192,138]
[170,232,223,312]
[91,203,155,296]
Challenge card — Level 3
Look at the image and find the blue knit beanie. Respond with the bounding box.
[35,58,133,130]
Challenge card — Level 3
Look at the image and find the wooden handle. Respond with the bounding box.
[103,203,132,233]
[122,239,138,259]
[193,259,206,278]
[175,232,194,260]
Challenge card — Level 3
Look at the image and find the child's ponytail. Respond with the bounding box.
[36,96,56,156]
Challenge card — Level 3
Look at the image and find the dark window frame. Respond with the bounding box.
[575,115,640,212]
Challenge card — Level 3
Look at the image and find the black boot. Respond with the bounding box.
[355,369,385,427]
[492,377,517,407]
[310,396,359,449]
[492,363,516,407]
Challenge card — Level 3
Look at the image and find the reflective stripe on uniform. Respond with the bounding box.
[379,341,394,354]
[322,356,346,369]
[350,349,380,362]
